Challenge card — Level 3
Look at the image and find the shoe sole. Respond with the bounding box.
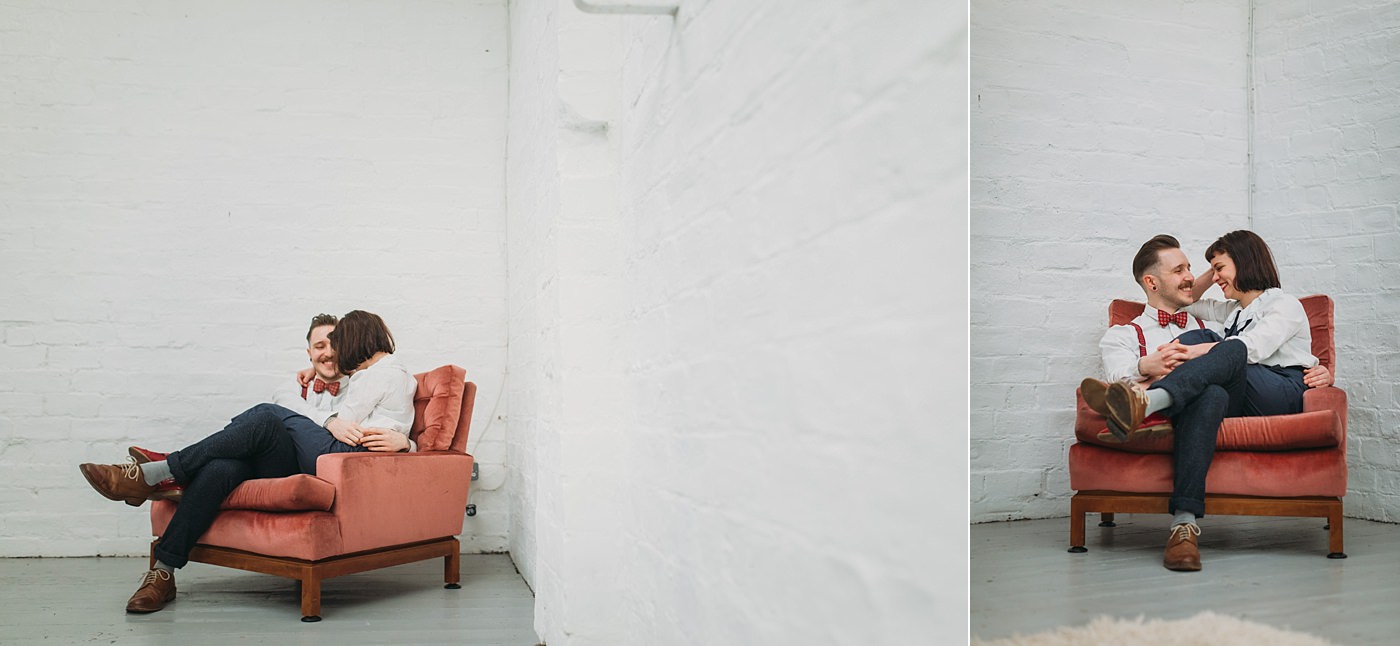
[1105,383,1145,434]
[1079,378,1110,416]
[1164,561,1202,572]
[78,464,146,507]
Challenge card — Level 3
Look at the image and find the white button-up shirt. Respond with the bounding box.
[302,352,417,435]
[1099,306,1219,383]
[1185,288,1318,369]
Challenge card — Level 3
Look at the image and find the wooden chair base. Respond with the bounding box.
[150,537,462,620]
[1068,491,1345,558]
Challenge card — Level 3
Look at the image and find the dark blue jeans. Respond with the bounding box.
[156,403,366,568]
[1152,329,1307,517]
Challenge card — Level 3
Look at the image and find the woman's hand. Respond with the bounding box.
[360,428,410,452]
[1303,365,1334,388]
[296,368,315,388]
[326,416,364,446]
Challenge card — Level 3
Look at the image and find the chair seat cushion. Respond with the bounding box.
[219,474,337,512]
[1074,394,1342,453]
[1068,442,1348,498]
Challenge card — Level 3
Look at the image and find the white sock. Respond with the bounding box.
[1172,511,1197,528]
[1146,388,1173,416]
[140,460,173,486]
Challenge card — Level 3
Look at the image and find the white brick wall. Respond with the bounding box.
[505,1,629,642]
[0,0,509,556]
[610,1,961,644]
[970,0,1250,521]
[508,0,963,643]
[1252,0,1400,522]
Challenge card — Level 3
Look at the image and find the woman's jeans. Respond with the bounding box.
[1150,329,1307,518]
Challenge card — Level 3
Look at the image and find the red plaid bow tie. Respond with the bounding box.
[1157,310,1189,328]
[313,378,341,396]
[302,378,341,399]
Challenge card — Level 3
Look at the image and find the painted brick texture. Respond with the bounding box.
[507,0,962,644]
[1252,0,1400,522]
[971,0,1250,522]
[612,2,961,644]
[0,0,509,556]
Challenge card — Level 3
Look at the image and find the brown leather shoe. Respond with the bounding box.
[1105,381,1149,438]
[1080,378,1110,416]
[79,462,158,507]
[126,568,176,613]
[1163,523,1202,571]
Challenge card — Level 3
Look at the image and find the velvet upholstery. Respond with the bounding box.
[217,474,336,512]
[1069,297,1347,553]
[147,365,477,618]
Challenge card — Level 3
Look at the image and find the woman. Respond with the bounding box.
[78,310,415,614]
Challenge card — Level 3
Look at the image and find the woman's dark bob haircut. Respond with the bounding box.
[328,310,395,374]
[1205,230,1281,294]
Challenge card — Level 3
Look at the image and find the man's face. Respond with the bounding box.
[307,325,342,381]
[1148,248,1196,310]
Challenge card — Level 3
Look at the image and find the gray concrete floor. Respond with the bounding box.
[0,553,537,645]
[972,514,1400,645]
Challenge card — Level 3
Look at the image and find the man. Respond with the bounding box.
[1081,235,1332,572]
[78,313,408,613]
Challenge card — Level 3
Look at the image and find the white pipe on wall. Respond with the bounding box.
[572,0,678,16]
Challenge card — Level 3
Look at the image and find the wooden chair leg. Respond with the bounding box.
[1327,503,1346,559]
[445,538,461,589]
[1099,512,1116,527]
[1068,495,1087,553]
[300,573,322,622]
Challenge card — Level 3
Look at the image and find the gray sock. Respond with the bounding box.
[1172,511,1197,528]
[1146,388,1173,416]
[154,560,175,573]
[140,460,173,486]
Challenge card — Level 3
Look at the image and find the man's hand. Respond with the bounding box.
[360,428,410,452]
[297,368,315,388]
[325,416,364,447]
[1304,365,1334,388]
[1139,343,1190,377]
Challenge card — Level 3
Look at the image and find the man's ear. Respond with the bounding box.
[1142,275,1158,293]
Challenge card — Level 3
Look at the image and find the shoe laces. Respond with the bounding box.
[121,458,143,481]
[140,569,172,586]
[1170,523,1200,540]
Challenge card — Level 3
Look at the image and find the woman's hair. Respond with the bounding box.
[1205,230,1281,292]
[328,310,395,374]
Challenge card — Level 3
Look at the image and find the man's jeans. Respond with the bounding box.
[1152,330,1307,517]
[156,403,367,568]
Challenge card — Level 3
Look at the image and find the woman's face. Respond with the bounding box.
[1210,252,1240,300]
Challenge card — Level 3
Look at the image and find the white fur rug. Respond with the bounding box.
[973,611,1335,646]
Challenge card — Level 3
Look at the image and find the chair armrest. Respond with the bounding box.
[1303,386,1347,443]
[315,451,474,554]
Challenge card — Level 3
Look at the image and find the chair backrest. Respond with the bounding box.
[1107,295,1335,376]
[409,365,478,453]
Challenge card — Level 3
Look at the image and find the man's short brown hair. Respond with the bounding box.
[1205,230,1281,293]
[1132,234,1181,283]
[306,313,338,341]
[328,310,396,374]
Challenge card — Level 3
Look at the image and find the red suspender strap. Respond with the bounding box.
[1196,316,1205,330]
[1127,322,1147,358]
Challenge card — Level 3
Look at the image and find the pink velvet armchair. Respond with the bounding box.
[1067,296,1348,558]
[149,365,478,621]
